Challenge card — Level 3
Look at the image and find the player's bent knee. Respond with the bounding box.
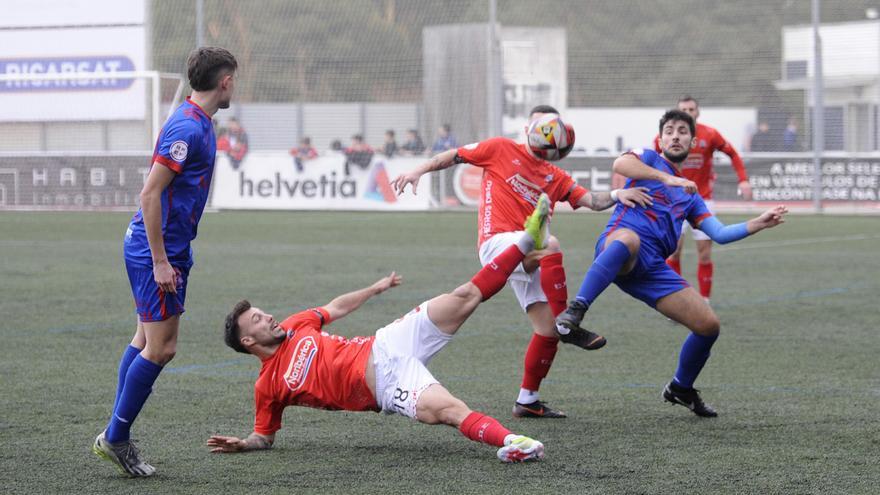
[143,346,176,365]
[415,390,469,426]
[692,316,720,336]
[609,230,641,253]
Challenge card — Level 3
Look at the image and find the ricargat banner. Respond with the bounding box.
[211,152,433,211]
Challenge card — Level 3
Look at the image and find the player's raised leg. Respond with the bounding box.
[415,383,544,463]
[426,193,550,334]
[556,228,641,344]
[655,287,720,417]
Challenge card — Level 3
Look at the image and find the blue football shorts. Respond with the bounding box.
[125,259,190,322]
[595,233,689,308]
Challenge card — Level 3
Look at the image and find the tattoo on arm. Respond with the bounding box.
[587,192,616,211]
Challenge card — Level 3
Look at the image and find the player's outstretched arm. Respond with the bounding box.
[575,187,653,210]
[695,205,788,244]
[745,204,788,233]
[207,432,274,453]
[612,153,698,194]
[391,149,459,195]
[323,272,402,322]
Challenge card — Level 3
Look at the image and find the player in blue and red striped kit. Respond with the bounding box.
[93,47,238,477]
[557,109,787,417]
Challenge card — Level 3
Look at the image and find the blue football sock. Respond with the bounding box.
[672,332,719,389]
[574,240,631,305]
[108,345,142,427]
[106,354,163,444]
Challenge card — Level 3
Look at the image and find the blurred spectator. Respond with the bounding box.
[430,123,457,153]
[289,136,318,173]
[749,120,774,152]
[400,128,426,155]
[783,117,800,152]
[344,134,374,175]
[381,129,398,158]
[222,117,249,170]
[329,139,343,152]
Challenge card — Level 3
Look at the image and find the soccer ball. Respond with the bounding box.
[526,113,575,161]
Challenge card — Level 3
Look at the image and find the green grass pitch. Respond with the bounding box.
[1,210,878,494]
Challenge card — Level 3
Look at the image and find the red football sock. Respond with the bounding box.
[539,252,568,316]
[471,244,525,301]
[458,412,511,447]
[666,257,681,275]
[697,261,714,299]
[521,333,559,391]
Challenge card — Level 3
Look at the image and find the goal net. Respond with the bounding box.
[2,0,878,211]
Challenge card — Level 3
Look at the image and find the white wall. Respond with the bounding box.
[553,107,757,154]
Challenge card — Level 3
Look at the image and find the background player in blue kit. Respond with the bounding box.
[557,109,788,417]
[93,47,238,477]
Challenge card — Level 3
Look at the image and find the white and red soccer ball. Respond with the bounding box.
[526,113,575,161]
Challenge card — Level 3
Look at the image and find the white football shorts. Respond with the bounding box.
[372,302,452,420]
[478,231,546,311]
[681,200,715,241]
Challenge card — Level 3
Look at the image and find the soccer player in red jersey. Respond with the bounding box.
[207,196,556,463]
[391,106,652,419]
[652,95,753,302]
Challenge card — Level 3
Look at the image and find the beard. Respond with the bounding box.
[663,147,689,164]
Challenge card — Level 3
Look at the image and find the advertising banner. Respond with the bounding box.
[446,155,880,206]
[211,152,433,211]
[0,0,146,122]
[0,155,150,209]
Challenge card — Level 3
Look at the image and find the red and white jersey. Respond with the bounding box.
[252,307,378,436]
[456,137,588,247]
[653,122,747,199]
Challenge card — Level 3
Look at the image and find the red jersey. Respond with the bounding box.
[252,307,378,436]
[653,122,747,199]
[456,137,588,246]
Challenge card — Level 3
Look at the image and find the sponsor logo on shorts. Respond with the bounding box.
[283,336,318,391]
[169,140,188,162]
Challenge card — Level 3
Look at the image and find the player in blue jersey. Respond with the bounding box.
[93,47,238,477]
[556,109,787,417]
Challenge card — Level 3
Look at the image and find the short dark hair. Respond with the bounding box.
[441,123,451,132]
[224,300,252,354]
[529,105,559,115]
[659,109,696,137]
[386,129,395,136]
[187,46,237,91]
[678,94,699,107]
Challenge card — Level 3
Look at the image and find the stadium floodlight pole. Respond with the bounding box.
[196,0,205,48]
[811,0,824,212]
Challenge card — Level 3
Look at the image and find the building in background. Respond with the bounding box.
[776,19,880,152]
